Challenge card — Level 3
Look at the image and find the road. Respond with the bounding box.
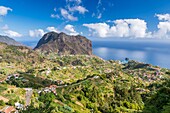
[57,75,99,88]
[24,88,33,106]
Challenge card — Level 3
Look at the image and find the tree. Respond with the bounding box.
[162,102,170,113]
[0,100,5,106]
[7,99,15,106]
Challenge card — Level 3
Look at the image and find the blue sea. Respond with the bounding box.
[21,40,170,69]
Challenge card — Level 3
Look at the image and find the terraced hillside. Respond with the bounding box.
[0,42,169,113]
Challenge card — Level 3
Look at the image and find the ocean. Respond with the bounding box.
[93,40,170,69]
[21,40,170,69]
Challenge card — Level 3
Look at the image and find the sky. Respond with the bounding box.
[1,0,170,42]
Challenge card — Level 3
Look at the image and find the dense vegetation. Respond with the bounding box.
[0,43,170,113]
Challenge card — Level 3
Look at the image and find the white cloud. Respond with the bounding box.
[52,0,87,21]
[29,29,45,37]
[29,27,60,38]
[4,30,22,38]
[51,14,60,19]
[0,6,12,16]
[153,14,170,39]
[154,22,170,39]
[106,20,114,23]
[46,27,59,33]
[60,8,78,21]
[65,24,75,33]
[92,0,104,19]
[156,14,170,21]
[1,25,22,38]
[83,23,109,37]
[64,24,79,35]
[54,8,57,12]
[83,19,150,38]
[66,0,82,4]
[68,6,88,14]
[97,13,102,19]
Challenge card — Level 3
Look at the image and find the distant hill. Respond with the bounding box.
[0,35,22,46]
[0,42,43,64]
[34,32,92,55]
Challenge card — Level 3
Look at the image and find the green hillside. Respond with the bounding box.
[0,43,169,113]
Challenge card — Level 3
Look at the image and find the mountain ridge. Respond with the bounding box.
[0,35,22,46]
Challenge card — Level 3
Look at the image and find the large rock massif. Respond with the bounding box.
[34,32,92,55]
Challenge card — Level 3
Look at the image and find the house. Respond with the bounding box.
[13,74,19,79]
[119,58,129,64]
[49,85,57,94]
[49,85,57,89]
[43,87,50,93]
[15,102,24,110]
[155,70,161,76]
[38,90,42,94]
[46,68,51,75]
[24,88,32,91]
[55,80,64,85]
[0,80,4,83]
[39,85,57,95]
[6,74,20,81]
[93,76,100,79]
[0,106,16,113]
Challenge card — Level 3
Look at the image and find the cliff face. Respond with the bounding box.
[34,32,92,55]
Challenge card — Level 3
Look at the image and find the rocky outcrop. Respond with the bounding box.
[34,32,92,55]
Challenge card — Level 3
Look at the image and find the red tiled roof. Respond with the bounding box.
[49,85,57,88]
[1,106,16,113]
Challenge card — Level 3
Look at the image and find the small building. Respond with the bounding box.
[55,80,64,85]
[46,68,51,75]
[40,85,57,95]
[38,90,42,94]
[15,102,24,110]
[119,58,129,64]
[6,74,20,81]
[0,80,4,83]
[24,88,32,91]
[43,87,51,93]
[13,74,20,79]
[93,76,100,79]
[49,85,57,94]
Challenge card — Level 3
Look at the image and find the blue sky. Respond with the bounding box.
[1,0,170,41]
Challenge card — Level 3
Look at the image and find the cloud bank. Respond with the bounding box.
[83,14,170,39]
[83,19,150,38]
[29,25,79,38]
[1,25,22,38]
